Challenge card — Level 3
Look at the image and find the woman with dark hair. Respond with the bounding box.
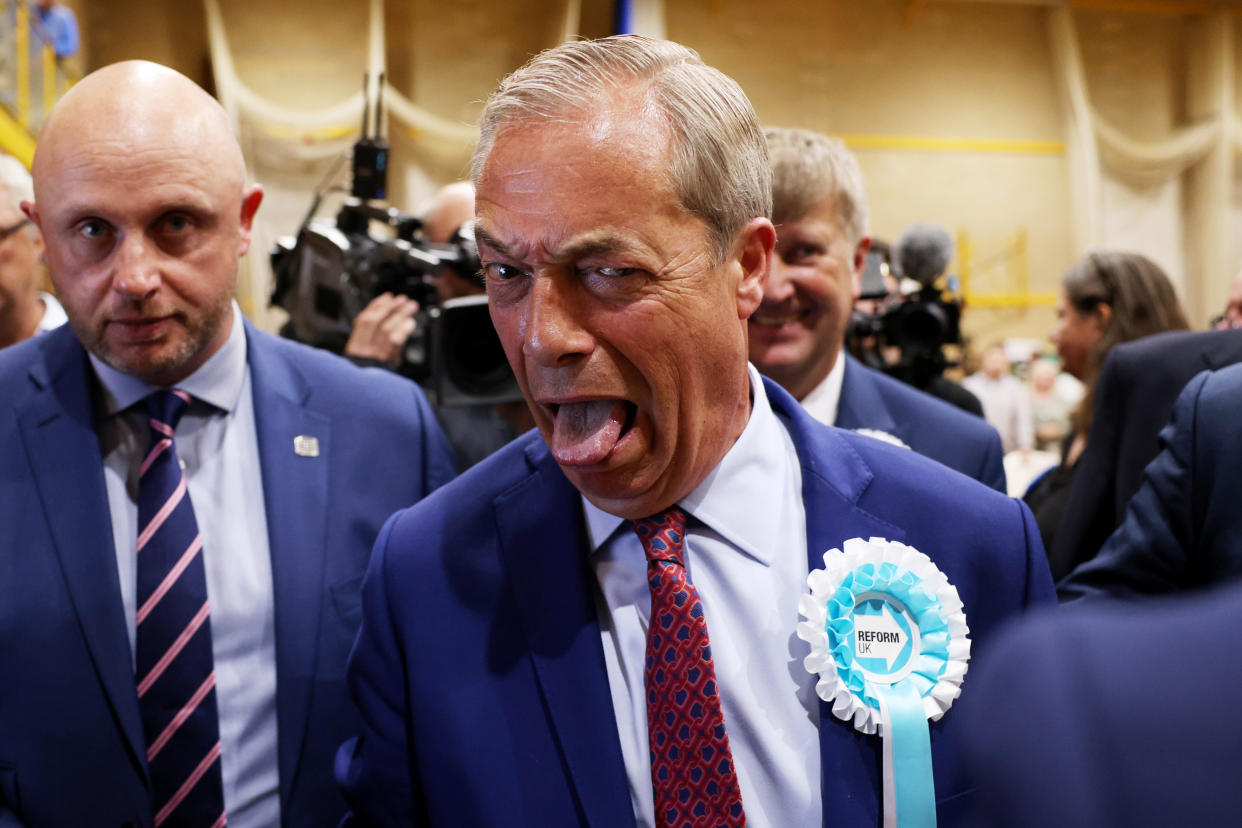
[1024,251,1189,564]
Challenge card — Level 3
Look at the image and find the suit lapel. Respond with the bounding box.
[17,330,149,783]
[495,441,634,828]
[834,357,911,447]
[245,325,332,806]
[766,378,907,827]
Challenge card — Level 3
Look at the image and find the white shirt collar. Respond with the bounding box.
[798,352,846,428]
[35,291,67,333]
[90,302,248,416]
[583,363,792,566]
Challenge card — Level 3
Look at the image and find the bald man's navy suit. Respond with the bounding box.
[337,378,1053,827]
[0,322,455,827]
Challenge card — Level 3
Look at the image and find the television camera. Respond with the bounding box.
[846,224,964,391]
[269,74,519,406]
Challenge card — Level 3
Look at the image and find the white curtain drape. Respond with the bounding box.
[1046,6,1235,320]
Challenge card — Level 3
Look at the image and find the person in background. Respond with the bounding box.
[32,0,79,59]
[1211,265,1242,330]
[345,180,531,470]
[343,182,478,367]
[1023,251,1188,570]
[962,342,1033,455]
[0,153,64,347]
[748,127,1006,491]
[1027,356,1071,452]
[0,60,454,826]
[1052,324,1242,583]
[1058,360,1242,600]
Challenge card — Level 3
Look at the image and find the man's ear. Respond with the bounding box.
[734,217,776,319]
[1093,301,1112,334]
[850,236,872,302]
[236,184,264,256]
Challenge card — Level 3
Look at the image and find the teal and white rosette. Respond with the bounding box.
[797,537,970,828]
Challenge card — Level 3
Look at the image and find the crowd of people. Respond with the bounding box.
[1,33,1241,828]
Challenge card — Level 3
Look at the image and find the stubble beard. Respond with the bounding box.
[81,297,233,387]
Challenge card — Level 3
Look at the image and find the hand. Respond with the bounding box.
[345,293,419,365]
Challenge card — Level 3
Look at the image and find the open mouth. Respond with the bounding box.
[751,309,806,327]
[547,398,638,466]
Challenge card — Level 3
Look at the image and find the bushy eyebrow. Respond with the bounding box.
[474,225,646,264]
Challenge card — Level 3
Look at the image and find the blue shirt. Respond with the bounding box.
[34,3,78,58]
[93,305,280,828]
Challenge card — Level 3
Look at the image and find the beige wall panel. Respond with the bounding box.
[664,0,1070,346]
[671,1,1062,141]
[85,0,208,84]
[385,0,568,210]
[221,0,369,108]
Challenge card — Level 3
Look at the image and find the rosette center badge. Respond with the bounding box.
[797,537,971,828]
[850,593,919,684]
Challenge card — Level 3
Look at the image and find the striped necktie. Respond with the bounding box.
[135,389,227,827]
[634,507,746,828]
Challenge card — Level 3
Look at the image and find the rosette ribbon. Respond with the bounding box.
[797,537,970,828]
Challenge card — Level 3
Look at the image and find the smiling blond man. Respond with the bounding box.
[750,127,1006,492]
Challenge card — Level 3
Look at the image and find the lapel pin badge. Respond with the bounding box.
[293,435,320,458]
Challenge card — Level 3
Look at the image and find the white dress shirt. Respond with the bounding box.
[798,352,846,427]
[35,291,67,334]
[585,364,821,828]
[93,305,280,828]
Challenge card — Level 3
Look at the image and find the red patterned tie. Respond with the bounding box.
[634,507,746,828]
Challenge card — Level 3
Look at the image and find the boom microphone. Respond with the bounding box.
[892,223,954,288]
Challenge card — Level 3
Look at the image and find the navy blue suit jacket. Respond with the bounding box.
[1050,329,1242,580]
[961,580,1242,826]
[835,357,1006,493]
[0,322,456,827]
[337,378,1053,827]
[1060,362,1242,601]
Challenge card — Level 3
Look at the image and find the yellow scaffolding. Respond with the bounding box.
[957,229,1057,309]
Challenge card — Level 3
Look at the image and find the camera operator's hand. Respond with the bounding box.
[345,292,418,366]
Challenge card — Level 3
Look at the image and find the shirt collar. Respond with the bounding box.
[90,302,248,416]
[583,363,794,567]
[798,352,846,427]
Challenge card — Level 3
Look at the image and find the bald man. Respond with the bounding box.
[0,61,454,826]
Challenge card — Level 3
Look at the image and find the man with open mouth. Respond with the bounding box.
[338,34,1055,828]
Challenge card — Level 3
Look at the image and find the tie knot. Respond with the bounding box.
[144,389,193,432]
[633,506,688,565]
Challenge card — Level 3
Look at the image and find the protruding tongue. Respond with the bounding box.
[552,400,627,465]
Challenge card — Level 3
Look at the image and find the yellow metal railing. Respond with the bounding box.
[1,0,76,165]
[957,229,1057,309]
